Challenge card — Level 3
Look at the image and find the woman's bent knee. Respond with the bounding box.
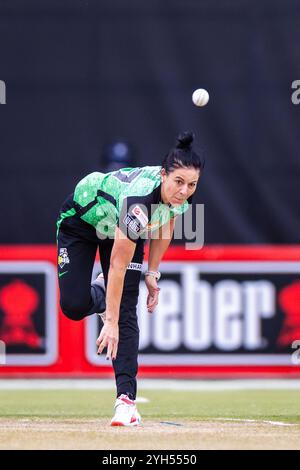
[60,301,88,321]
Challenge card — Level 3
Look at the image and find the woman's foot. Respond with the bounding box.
[110,394,141,426]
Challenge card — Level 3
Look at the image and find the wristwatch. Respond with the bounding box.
[145,270,161,281]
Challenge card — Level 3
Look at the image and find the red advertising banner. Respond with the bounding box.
[0,245,300,378]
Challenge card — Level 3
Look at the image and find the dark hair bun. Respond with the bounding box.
[176,131,195,149]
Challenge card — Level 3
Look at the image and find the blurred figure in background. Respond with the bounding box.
[101,140,137,173]
[91,139,138,280]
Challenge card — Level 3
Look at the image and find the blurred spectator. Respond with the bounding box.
[101,140,137,172]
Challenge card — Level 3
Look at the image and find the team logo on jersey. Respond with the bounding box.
[132,205,149,227]
[123,214,141,234]
[58,248,70,268]
[133,206,141,215]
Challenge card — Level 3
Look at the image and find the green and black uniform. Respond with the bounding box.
[57,166,190,399]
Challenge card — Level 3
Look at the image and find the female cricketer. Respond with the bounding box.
[56,131,204,426]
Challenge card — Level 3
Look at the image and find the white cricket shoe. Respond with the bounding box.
[110,394,141,427]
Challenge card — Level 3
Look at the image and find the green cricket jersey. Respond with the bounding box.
[69,166,190,241]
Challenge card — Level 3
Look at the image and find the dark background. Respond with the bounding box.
[0,0,299,244]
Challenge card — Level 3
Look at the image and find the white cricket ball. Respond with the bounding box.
[192,88,209,107]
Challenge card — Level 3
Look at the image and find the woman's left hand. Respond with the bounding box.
[145,275,160,313]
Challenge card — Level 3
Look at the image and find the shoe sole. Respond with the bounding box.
[111,416,141,427]
[111,421,141,427]
[111,422,140,427]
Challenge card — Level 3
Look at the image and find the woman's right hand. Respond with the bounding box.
[96,318,119,361]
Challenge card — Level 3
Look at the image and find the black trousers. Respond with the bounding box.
[57,196,144,400]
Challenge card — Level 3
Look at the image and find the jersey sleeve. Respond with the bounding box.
[118,195,152,242]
